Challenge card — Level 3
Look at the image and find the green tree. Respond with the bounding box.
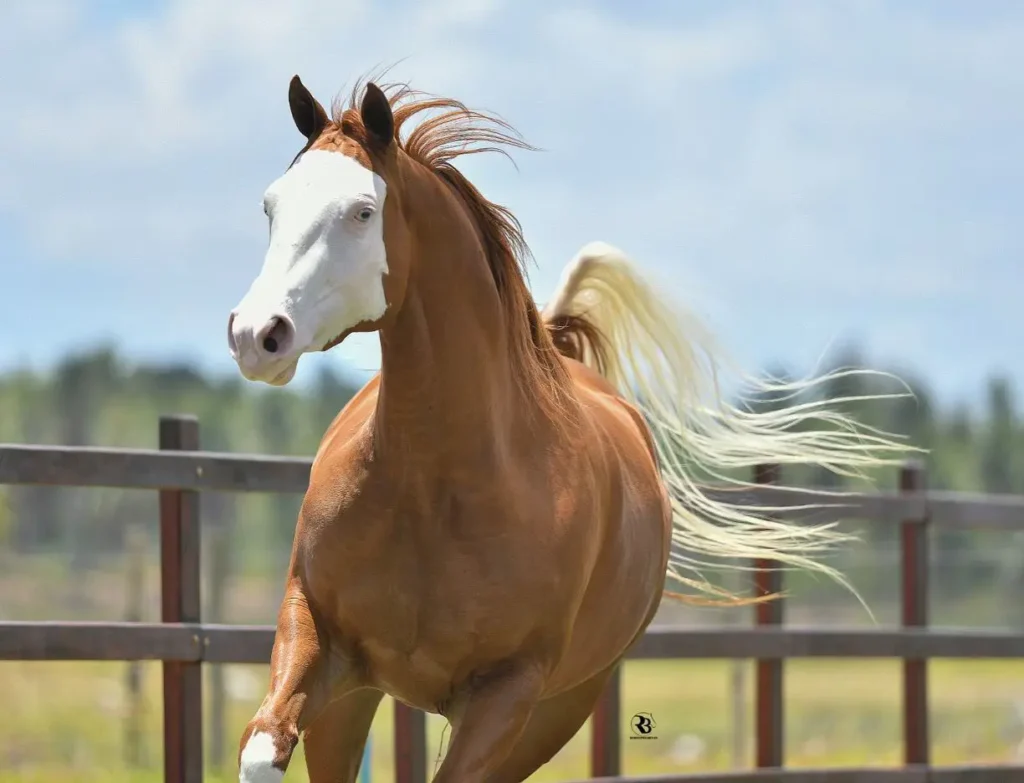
[981,376,1016,494]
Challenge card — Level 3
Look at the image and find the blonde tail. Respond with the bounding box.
[542,241,921,605]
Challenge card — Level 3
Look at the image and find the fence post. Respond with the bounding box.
[590,663,622,776]
[394,701,427,783]
[206,505,231,771]
[900,461,929,766]
[753,463,784,769]
[159,415,203,783]
[729,570,748,769]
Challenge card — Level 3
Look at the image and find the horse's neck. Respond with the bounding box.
[373,194,522,472]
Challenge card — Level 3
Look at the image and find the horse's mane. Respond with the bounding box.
[332,79,582,423]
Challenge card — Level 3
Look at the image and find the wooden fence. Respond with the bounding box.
[2,413,1024,783]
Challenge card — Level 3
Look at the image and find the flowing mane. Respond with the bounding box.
[331,80,581,422]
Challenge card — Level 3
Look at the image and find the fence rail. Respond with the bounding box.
[7,622,1024,663]
[2,414,1024,783]
[572,769,1024,783]
[4,442,1024,528]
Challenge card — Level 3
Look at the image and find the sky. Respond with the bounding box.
[0,0,1021,411]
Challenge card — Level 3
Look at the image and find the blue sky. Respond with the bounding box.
[1,0,1021,411]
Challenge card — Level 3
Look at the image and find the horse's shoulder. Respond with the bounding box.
[314,374,380,458]
[301,376,381,520]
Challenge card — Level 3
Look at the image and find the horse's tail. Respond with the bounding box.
[541,241,919,606]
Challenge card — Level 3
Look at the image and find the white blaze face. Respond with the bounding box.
[228,149,388,385]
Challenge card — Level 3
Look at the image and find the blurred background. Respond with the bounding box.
[1,1,1023,781]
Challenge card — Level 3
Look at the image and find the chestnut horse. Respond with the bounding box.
[227,76,910,782]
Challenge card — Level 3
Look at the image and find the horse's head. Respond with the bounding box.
[227,76,409,385]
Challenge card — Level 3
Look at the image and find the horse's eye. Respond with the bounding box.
[355,207,374,222]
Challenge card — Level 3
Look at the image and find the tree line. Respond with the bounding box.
[0,344,1020,585]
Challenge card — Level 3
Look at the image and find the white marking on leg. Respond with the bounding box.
[239,731,284,783]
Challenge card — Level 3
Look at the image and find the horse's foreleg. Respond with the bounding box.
[431,664,546,783]
[303,687,383,783]
[238,579,353,783]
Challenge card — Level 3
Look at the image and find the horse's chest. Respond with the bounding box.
[304,507,551,706]
[324,536,532,644]
[326,566,523,708]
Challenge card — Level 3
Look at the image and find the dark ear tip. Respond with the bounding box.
[363,82,388,106]
[288,75,327,141]
[288,76,304,105]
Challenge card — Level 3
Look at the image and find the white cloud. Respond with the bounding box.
[0,0,1021,404]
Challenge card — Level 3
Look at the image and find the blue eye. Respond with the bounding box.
[355,206,374,222]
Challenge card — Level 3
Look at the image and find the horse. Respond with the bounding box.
[225,75,912,782]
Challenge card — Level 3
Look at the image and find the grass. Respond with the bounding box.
[3,657,1023,782]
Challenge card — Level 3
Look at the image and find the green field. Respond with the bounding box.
[5,656,1023,782]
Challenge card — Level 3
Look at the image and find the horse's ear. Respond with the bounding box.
[360,83,394,148]
[288,75,329,141]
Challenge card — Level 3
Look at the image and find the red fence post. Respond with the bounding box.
[159,415,203,783]
[394,701,427,783]
[900,460,929,766]
[753,463,784,769]
[590,663,622,776]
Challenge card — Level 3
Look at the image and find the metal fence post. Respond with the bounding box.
[900,460,930,766]
[590,663,622,776]
[159,415,203,783]
[359,733,373,783]
[753,463,784,769]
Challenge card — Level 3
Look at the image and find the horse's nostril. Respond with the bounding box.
[258,316,293,356]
